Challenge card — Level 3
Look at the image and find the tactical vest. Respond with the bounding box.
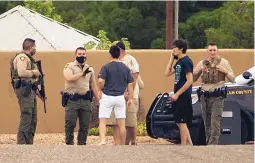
[201,57,226,84]
[10,52,36,86]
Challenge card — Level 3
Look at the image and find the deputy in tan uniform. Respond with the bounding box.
[193,42,235,145]
[107,41,140,145]
[62,47,100,145]
[10,38,41,144]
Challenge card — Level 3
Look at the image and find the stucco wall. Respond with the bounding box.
[0,49,253,133]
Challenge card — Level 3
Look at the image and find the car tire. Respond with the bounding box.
[241,117,248,144]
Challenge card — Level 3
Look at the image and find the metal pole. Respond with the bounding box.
[166,0,173,49]
[174,0,179,40]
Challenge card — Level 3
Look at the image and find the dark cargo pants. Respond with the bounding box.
[15,87,37,145]
[200,96,224,145]
[65,99,91,145]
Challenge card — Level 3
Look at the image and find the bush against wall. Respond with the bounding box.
[84,30,131,50]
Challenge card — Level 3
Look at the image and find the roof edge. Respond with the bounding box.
[0,5,23,19]
[22,6,100,42]
[0,5,99,42]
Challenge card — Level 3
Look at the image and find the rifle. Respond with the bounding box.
[35,60,47,113]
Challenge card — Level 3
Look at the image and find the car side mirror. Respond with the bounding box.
[242,71,252,80]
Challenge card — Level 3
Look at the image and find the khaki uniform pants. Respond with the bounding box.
[200,96,224,145]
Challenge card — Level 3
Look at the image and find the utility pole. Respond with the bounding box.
[174,0,179,40]
[166,0,173,49]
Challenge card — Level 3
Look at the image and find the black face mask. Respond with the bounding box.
[76,56,86,64]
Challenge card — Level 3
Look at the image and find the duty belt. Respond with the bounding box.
[60,91,93,107]
[196,86,228,101]
[60,91,92,101]
[13,79,38,90]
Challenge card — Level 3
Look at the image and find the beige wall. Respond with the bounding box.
[0,49,254,134]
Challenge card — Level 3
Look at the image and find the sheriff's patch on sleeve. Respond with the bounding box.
[64,63,69,69]
[20,56,26,61]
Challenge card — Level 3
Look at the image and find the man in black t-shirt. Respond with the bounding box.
[98,45,134,145]
[165,39,194,145]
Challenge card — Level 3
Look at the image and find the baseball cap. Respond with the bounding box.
[116,41,125,50]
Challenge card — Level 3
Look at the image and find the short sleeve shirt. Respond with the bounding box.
[99,61,133,96]
[12,53,38,82]
[63,61,96,94]
[121,54,140,98]
[173,56,193,95]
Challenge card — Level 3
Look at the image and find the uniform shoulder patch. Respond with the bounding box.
[64,63,69,69]
[20,56,26,61]
[64,62,74,69]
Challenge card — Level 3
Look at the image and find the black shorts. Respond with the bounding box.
[171,93,193,127]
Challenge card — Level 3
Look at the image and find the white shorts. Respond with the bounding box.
[99,93,126,119]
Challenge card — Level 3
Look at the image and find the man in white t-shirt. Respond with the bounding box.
[107,41,140,145]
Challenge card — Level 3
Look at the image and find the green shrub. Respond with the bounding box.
[88,126,113,136]
[85,30,131,50]
[137,121,147,136]
[88,127,99,136]
[88,121,147,136]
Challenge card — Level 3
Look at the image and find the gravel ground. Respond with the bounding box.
[0,133,253,163]
[0,133,170,145]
